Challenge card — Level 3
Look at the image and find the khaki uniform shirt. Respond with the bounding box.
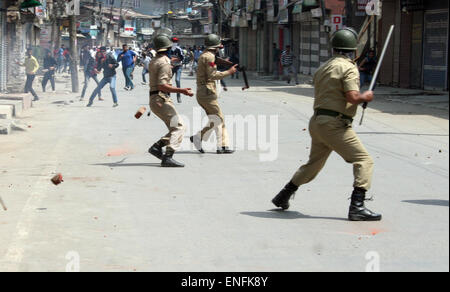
[313,54,360,118]
[196,50,231,99]
[149,53,172,98]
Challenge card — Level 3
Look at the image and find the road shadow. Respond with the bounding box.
[241,210,348,221]
[402,200,449,207]
[92,162,160,168]
[357,132,449,137]
[175,151,223,155]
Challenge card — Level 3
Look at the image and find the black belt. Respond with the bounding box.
[150,90,169,96]
[315,109,353,122]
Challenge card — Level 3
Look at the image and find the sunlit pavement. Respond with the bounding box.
[0,69,448,271]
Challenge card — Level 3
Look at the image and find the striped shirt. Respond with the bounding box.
[281,51,294,66]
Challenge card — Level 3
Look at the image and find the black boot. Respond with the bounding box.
[148,141,164,160]
[348,188,382,221]
[177,95,182,103]
[190,136,205,153]
[272,182,298,210]
[217,147,235,154]
[161,152,185,168]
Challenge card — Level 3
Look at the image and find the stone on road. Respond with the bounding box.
[0,70,448,272]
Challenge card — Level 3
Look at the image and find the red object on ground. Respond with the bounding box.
[135,107,146,119]
[51,173,64,185]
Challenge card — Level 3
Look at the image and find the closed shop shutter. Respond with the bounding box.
[423,10,448,90]
[300,19,321,75]
[0,11,7,92]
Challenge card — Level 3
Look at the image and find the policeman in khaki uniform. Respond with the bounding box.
[190,34,238,154]
[272,28,381,221]
[148,34,194,167]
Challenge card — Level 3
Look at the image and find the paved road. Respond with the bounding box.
[0,69,448,271]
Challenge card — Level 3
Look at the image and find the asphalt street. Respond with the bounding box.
[0,68,448,271]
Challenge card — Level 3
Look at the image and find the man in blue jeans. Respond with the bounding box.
[87,47,120,107]
[117,44,137,91]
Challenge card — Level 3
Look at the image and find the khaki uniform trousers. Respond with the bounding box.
[196,98,229,147]
[291,115,374,190]
[150,94,185,153]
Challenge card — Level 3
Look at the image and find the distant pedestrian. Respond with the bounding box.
[281,45,299,85]
[17,48,40,101]
[141,52,151,85]
[86,46,119,107]
[63,48,71,73]
[359,49,377,87]
[80,50,103,101]
[191,46,202,75]
[272,43,281,79]
[41,50,57,93]
[55,45,65,73]
[80,45,91,72]
[117,44,137,91]
[230,44,240,80]
[168,37,185,103]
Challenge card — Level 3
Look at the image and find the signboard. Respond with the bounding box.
[356,0,369,16]
[40,25,52,50]
[278,0,289,24]
[331,14,343,32]
[124,20,135,35]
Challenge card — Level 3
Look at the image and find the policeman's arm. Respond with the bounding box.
[206,57,236,80]
[345,91,374,105]
[343,67,372,104]
[158,84,193,96]
[157,65,193,96]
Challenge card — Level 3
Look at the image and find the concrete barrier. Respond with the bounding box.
[0,105,14,120]
[0,100,23,117]
[0,93,33,110]
[0,120,11,135]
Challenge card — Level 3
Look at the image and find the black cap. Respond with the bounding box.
[100,46,107,51]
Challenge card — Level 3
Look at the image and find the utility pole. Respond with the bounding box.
[116,0,124,47]
[105,3,114,46]
[69,14,79,92]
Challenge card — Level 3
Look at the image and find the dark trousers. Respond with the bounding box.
[24,74,38,99]
[42,70,56,92]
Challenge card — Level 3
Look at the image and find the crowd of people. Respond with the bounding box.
[18,38,377,112]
